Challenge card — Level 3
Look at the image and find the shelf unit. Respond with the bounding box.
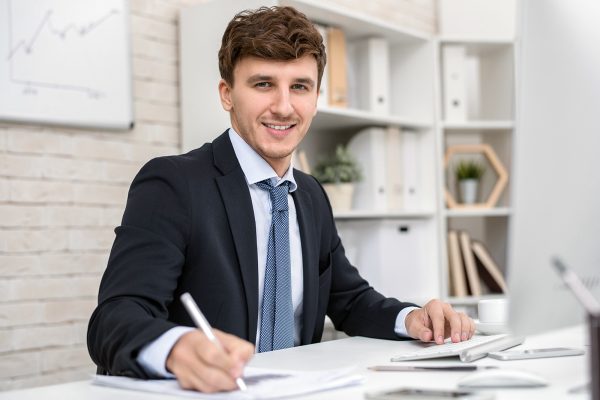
[436,1,516,306]
[334,210,436,220]
[447,293,507,305]
[179,0,516,308]
[442,121,513,130]
[444,208,511,218]
[312,106,432,131]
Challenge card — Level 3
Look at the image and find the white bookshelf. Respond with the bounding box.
[444,208,511,218]
[442,121,513,130]
[314,107,432,131]
[437,0,516,306]
[448,293,507,306]
[179,0,516,309]
[334,210,436,220]
[440,38,514,45]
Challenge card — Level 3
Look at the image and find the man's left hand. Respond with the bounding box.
[405,299,475,344]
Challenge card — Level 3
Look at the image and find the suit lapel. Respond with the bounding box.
[292,183,318,345]
[213,133,259,344]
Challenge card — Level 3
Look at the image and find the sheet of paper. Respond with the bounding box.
[92,365,363,399]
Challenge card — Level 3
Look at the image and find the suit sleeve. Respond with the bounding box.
[87,157,191,378]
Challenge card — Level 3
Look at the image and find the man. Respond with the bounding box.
[88,6,475,393]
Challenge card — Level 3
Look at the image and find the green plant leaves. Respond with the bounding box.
[313,145,362,184]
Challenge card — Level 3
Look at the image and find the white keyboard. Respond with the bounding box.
[391,334,525,362]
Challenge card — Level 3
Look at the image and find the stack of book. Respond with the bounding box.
[447,230,507,297]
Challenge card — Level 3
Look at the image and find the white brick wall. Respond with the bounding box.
[0,0,435,391]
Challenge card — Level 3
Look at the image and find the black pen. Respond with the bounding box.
[368,365,498,372]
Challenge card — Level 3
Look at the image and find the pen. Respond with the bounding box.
[368,365,498,372]
[180,292,247,391]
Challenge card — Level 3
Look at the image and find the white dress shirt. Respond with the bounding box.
[137,128,417,377]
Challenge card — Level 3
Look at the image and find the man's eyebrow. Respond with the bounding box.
[247,74,272,84]
[246,74,316,87]
[295,77,316,87]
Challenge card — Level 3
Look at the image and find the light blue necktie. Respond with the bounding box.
[256,178,294,352]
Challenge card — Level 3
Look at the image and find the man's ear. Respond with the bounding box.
[218,79,233,111]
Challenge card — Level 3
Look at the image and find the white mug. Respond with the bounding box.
[478,298,508,324]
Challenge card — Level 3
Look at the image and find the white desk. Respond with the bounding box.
[0,325,590,400]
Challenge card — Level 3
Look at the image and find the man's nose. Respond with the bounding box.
[270,88,294,117]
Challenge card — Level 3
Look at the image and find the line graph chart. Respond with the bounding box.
[0,0,133,129]
[7,8,119,60]
[7,5,120,97]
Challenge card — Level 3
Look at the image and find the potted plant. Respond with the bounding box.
[455,159,486,204]
[313,145,362,211]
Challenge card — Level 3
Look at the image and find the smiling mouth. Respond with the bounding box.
[263,123,296,131]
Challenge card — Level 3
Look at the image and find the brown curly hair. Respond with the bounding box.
[218,6,326,89]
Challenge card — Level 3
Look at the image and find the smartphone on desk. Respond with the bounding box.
[364,387,494,400]
[487,347,584,360]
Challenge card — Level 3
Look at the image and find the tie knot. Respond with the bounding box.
[256,179,290,212]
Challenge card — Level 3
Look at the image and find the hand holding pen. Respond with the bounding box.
[165,292,254,393]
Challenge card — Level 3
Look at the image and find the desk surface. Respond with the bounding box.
[0,325,590,400]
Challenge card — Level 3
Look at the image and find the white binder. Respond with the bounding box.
[385,127,404,211]
[401,130,420,210]
[442,45,468,121]
[347,127,387,211]
[353,37,390,114]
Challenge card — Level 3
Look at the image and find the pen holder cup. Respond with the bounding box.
[591,313,600,400]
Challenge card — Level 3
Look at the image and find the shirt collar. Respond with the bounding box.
[228,128,298,192]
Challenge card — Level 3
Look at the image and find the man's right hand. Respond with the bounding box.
[166,329,254,393]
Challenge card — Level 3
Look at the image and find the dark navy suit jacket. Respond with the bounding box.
[87,132,416,378]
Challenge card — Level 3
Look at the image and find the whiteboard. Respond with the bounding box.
[0,0,133,130]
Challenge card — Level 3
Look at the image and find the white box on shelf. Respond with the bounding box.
[337,219,437,303]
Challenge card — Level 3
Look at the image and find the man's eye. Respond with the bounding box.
[255,82,271,88]
[291,84,308,90]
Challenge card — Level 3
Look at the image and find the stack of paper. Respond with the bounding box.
[93,366,363,399]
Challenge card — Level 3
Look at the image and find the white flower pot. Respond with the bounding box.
[322,183,355,212]
[459,179,479,204]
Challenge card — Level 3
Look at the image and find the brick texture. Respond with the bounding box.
[0,0,436,391]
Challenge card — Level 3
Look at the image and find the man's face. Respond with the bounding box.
[218,55,319,175]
